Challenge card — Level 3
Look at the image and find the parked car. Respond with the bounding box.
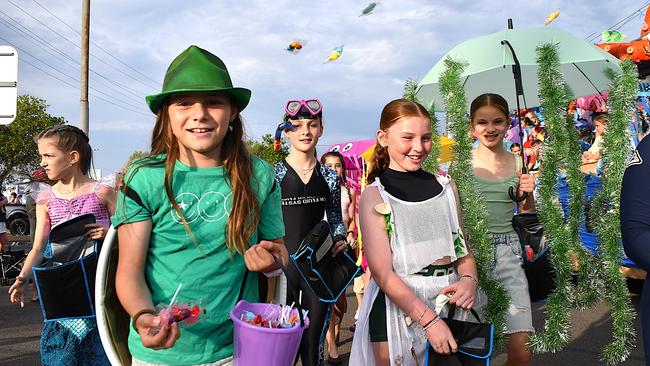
[6,204,29,236]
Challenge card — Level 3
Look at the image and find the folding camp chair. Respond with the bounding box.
[0,242,26,285]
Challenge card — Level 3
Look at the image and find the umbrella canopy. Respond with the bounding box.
[416,27,622,112]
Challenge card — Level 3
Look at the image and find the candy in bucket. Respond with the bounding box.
[239,302,308,329]
[231,300,310,366]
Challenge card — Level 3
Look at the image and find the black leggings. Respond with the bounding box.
[369,289,388,342]
[285,263,332,366]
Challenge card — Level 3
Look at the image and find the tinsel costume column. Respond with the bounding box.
[438,58,510,348]
[590,59,638,365]
[529,44,637,365]
[528,43,584,354]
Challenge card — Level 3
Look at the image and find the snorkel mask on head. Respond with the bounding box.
[273,99,323,151]
[285,99,323,118]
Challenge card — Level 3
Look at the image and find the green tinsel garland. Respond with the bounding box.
[567,113,605,310]
[566,101,605,310]
[590,59,637,365]
[528,43,575,353]
[403,77,441,172]
[438,58,509,348]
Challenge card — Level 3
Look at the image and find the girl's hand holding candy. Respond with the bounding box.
[135,313,180,350]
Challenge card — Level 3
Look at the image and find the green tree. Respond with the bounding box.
[0,95,65,186]
[127,150,148,165]
[247,134,288,165]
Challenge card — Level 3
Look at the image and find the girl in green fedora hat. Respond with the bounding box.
[112,45,288,366]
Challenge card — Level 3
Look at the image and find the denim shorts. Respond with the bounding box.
[491,232,534,334]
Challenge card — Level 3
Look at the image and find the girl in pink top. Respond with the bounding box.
[8,125,116,366]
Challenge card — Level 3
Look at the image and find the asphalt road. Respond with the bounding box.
[0,236,646,365]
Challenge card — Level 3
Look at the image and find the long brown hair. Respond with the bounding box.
[124,96,259,255]
[366,99,430,184]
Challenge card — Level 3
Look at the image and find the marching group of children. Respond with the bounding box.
[7,45,540,366]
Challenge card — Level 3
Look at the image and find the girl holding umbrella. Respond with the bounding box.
[470,93,535,365]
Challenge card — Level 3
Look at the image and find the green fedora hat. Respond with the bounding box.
[145,45,251,114]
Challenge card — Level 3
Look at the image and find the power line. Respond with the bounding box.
[0,35,79,82]
[17,57,151,117]
[0,20,146,107]
[585,2,650,43]
[0,36,146,112]
[7,0,160,91]
[0,11,78,68]
[0,40,151,116]
[30,0,161,88]
[0,11,149,102]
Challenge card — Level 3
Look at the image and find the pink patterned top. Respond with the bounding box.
[37,183,110,229]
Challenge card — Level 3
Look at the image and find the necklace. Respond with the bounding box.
[294,164,316,177]
[295,165,316,173]
[287,159,316,175]
[55,184,82,195]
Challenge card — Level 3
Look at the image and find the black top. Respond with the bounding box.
[275,160,345,253]
[379,168,442,202]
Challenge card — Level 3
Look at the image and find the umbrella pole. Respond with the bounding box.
[502,21,529,202]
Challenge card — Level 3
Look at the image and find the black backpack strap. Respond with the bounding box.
[237,270,249,302]
[447,303,482,323]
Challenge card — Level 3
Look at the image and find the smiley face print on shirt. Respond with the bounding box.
[171,191,233,224]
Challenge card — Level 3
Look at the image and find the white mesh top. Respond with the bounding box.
[370,174,468,276]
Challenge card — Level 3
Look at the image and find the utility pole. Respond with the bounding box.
[80,0,90,135]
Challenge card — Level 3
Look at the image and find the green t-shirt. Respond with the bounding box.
[111,155,285,365]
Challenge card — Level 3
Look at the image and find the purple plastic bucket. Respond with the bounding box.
[230,300,309,366]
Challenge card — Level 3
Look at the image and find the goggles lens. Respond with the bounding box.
[285,99,322,118]
[305,100,322,113]
[286,101,302,114]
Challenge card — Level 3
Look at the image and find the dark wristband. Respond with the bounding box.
[132,308,155,332]
[333,234,346,244]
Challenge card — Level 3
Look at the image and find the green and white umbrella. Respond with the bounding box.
[415,27,622,111]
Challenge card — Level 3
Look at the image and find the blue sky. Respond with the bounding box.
[2,0,648,174]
